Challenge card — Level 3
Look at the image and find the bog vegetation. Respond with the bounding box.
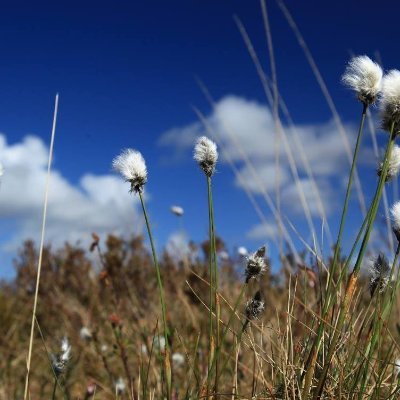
[2,3,400,400]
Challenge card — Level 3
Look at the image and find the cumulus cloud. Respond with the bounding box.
[246,221,278,240]
[0,134,142,254]
[159,95,373,220]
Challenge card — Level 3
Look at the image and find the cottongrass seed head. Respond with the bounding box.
[79,326,92,341]
[172,352,185,367]
[377,144,400,181]
[51,337,71,377]
[194,136,218,177]
[238,246,248,257]
[342,55,383,105]
[395,359,400,376]
[245,291,265,321]
[369,253,390,297]
[170,205,184,216]
[391,201,400,242]
[245,245,267,283]
[115,377,126,395]
[380,70,400,134]
[112,148,147,193]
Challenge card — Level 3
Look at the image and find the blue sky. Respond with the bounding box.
[0,1,399,278]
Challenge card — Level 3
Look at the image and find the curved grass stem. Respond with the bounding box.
[138,191,170,400]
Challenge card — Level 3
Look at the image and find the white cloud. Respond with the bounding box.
[246,221,278,240]
[159,95,374,220]
[0,134,142,254]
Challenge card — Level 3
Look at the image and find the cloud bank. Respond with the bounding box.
[0,134,142,258]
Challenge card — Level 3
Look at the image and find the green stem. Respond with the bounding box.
[208,176,220,397]
[357,243,400,397]
[138,191,170,400]
[301,103,367,392]
[208,284,247,385]
[51,377,57,400]
[329,103,368,289]
[206,175,216,395]
[313,126,396,399]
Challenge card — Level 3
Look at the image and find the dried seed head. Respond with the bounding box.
[380,70,400,135]
[52,337,71,377]
[170,205,184,216]
[245,291,265,321]
[377,144,400,181]
[193,136,218,177]
[391,201,400,242]
[342,55,383,105]
[245,246,267,283]
[112,149,147,193]
[369,253,390,297]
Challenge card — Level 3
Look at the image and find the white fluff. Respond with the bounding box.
[172,352,185,367]
[112,148,147,192]
[395,359,400,374]
[79,326,92,341]
[193,136,218,177]
[342,55,382,104]
[238,246,248,257]
[0,162,3,177]
[378,144,400,181]
[101,344,108,353]
[170,205,184,216]
[115,377,126,394]
[391,201,400,231]
[60,337,71,362]
[380,70,400,132]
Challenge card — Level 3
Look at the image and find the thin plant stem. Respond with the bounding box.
[357,242,400,397]
[302,103,368,396]
[206,175,215,395]
[138,191,171,400]
[24,94,59,400]
[313,125,396,399]
[207,176,220,397]
[52,378,57,400]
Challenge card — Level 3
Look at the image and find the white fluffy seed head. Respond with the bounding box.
[193,136,218,177]
[391,201,400,235]
[395,359,400,374]
[342,55,383,104]
[172,352,185,367]
[369,253,390,297]
[115,377,126,394]
[60,337,71,362]
[52,337,71,376]
[245,291,265,321]
[377,144,400,181]
[170,205,184,216]
[380,70,400,134]
[245,246,267,283]
[238,246,248,257]
[80,326,92,341]
[112,149,147,192]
